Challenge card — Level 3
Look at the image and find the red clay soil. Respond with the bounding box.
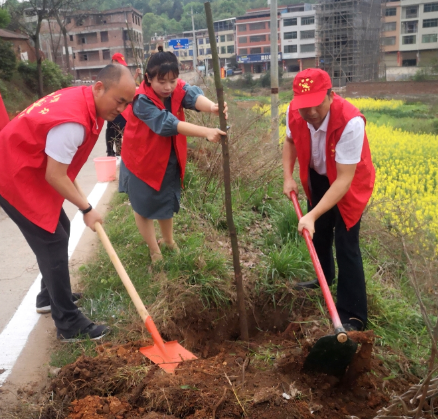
[48,326,419,419]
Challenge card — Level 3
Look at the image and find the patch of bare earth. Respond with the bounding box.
[40,320,418,419]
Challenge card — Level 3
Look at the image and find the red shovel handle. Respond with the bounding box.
[290,191,346,336]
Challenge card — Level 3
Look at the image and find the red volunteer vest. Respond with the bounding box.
[288,93,375,229]
[122,79,187,191]
[0,86,103,232]
[0,93,9,132]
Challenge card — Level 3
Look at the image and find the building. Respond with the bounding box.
[381,0,438,69]
[381,1,401,67]
[194,18,236,70]
[149,18,236,71]
[398,0,438,66]
[236,6,287,74]
[280,3,317,72]
[0,29,36,62]
[316,0,382,87]
[66,7,144,80]
[149,33,196,70]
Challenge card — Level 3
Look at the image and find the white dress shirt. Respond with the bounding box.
[286,106,365,176]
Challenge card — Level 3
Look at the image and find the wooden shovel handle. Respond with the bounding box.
[94,222,150,323]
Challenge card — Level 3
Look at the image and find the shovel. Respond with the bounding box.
[290,191,358,376]
[95,222,197,373]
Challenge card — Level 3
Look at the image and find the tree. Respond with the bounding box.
[180,2,206,31]
[6,0,79,97]
[172,0,183,21]
[7,0,56,97]
[212,0,245,19]
[148,0,161,15]
[0,39,16,81]
[18,59,71,94]
[0,8,11,28]
[142,13,183,42]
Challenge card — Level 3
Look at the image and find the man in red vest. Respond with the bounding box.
[283,68,375,332]
[0,64,136,342]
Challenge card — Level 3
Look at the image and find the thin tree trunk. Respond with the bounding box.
[204,1,249,342]
[34,12,44,98]
[56,12,70,73]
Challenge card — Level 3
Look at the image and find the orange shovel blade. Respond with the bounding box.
[140,341,197,374]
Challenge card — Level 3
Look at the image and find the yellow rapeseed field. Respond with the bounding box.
[257,98,438,249]
[344,97,404,111]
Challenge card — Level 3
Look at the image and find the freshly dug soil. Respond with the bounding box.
[48,325,416,419]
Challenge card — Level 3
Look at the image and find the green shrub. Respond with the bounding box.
[0,8,10,29]
[0,39,16,81]
[258,68,284,88]
[18,60,72,95]
[241,71,256,88]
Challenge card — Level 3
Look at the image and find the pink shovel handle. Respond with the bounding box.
[290,191,344,332]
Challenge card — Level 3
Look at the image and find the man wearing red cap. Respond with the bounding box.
[283,68,375,332]
[112,52,128,66]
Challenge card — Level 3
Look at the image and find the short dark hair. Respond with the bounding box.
[96,64,125,90]
[145,50,179,86]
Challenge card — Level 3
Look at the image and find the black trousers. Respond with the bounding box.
[106,114,126,156]
[0,194,92,337]
[308,169,367,329]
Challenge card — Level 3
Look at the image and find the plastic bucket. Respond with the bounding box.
[93,157,117,182]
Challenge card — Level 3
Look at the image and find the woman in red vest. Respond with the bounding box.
[121,48,227,263]
[283,68,375,332]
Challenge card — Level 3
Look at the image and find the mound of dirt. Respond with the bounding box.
[48,327,415,419]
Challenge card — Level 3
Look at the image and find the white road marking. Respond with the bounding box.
[0,181,109,386]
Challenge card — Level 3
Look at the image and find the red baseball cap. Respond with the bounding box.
[112,53,127,66]
[291,68,332,110]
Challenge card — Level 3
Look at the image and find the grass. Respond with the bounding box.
[363,102,438,135]
[47,87,434,383]
[50,339,99,369]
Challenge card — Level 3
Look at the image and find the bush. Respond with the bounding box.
[241,71,256,88]
[0,39,16,81]
[258,68,284,88]
[18,60,72,95]
[412,58,438,81]
[0,9,10,29]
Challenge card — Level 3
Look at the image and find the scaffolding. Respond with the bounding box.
[316,0,382,87]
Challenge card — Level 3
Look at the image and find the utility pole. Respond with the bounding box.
[270,0,279,145]
[191,6,197,71]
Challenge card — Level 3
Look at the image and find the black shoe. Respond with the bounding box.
[342,323,359,332]
[342,318,365,332]
[58,323,110,343]
[293,279,319,290]
[36,292,83,314]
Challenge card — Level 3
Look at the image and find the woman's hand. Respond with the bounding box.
[210,102,228,120]
[206,127,226,143]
